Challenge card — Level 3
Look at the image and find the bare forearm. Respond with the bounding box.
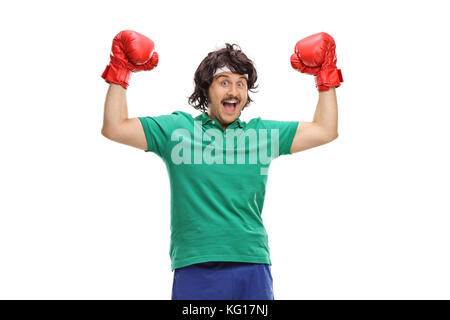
[312,87,338,137]
[102,84,128,133]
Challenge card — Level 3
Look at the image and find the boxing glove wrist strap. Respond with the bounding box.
[101,55,131,89]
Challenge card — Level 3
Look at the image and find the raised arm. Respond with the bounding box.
[100,30,159,151]
[101,84,148,150]
[289,32,343,154]
[290,87,339,154]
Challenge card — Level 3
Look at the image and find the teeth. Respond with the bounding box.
[224,100,238,103]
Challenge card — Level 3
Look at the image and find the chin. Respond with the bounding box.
[222,113,237,122]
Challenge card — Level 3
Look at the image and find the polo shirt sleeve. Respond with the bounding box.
[260,119,299,157]
[138,111,184,159]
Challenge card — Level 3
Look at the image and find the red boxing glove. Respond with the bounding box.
[101,30,159,89]
[290,32,343,92]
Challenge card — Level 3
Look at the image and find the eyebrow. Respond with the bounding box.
[216,74,247,81]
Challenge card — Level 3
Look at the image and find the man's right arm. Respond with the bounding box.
[100,30,159,151]
[101,83,148,151]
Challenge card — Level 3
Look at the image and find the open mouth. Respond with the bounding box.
[222,100,238,114]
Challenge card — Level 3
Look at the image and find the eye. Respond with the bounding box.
[221,80,229,85]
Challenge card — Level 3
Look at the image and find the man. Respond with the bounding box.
[101,30,342,300]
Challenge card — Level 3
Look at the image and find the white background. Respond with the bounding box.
[1,0,449,299]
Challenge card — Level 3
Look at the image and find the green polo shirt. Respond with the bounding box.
[138,111,298,271]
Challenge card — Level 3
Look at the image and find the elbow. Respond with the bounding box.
[326,132,339,142]
[101,126,109,138]
[102,121,127,142]
[101,125,116,140]
[333,132,339,140]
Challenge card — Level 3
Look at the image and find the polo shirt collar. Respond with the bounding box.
[195,112,244,129]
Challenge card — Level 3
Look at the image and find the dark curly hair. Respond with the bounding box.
[188,43,259,113]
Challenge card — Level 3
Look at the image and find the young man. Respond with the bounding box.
[101,30,342,300]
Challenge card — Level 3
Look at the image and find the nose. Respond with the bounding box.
[227,83,239,97]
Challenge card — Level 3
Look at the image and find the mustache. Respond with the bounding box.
[221,97,240,103]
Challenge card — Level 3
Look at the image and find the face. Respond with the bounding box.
[207,72,248,130]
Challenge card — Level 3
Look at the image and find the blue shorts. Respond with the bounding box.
[171,261,274,300]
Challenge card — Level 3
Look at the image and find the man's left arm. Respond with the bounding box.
[289,32,343,154]
[290,87,338,154]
